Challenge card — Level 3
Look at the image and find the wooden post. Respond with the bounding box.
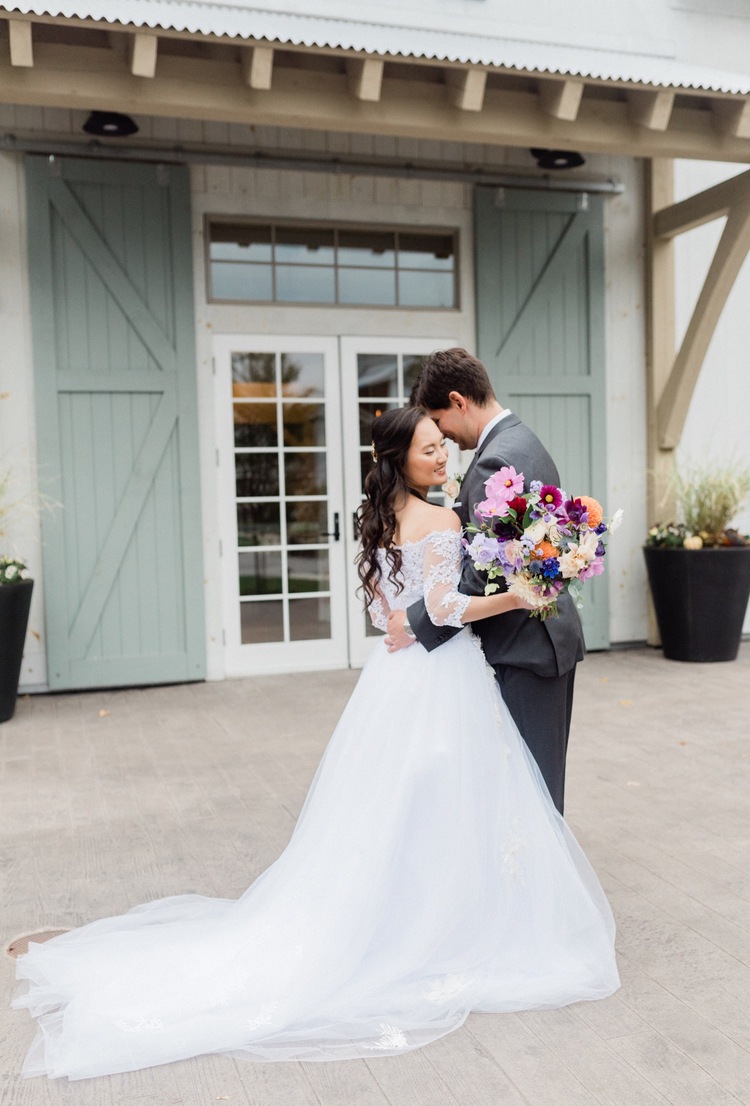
[645,158,675,644]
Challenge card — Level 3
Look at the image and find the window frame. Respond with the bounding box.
[204,215,460,311]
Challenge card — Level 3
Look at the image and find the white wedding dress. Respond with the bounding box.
[14,529,619,1081]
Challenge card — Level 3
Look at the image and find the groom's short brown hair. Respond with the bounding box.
[411,348,496,409]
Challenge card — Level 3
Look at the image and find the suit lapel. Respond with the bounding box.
[455,415,521,526]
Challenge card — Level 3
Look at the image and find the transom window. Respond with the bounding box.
[208,221,457,309]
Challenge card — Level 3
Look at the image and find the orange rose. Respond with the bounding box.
[578,496,603,528]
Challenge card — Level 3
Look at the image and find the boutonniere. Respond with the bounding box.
[443,473,464,501]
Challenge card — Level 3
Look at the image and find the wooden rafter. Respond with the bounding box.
[8,17,33,67]
[241,45,274,90]
[446,68,487,112]
[539,78,584,122]
[346,58,384,102]
[628,88,674,131]
[130,32,158,78]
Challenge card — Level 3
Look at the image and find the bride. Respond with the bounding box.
[14,407,619,1081]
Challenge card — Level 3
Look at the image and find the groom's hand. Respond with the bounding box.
[385,610,416,652]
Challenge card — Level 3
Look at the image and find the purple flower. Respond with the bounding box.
[595,522,607,535]
[564,497,588,526]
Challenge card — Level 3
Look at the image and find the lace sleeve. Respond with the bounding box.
[423,530,471,629]
[367,582,390,632]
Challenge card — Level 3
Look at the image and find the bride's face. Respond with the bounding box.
[403,418,449,493]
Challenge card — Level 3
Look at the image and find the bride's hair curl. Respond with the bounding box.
[356,406,428,603]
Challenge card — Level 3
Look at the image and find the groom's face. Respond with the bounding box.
[427,396,478,452]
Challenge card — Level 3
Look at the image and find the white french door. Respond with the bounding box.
[214,334,457,675]
[214,335,348,675]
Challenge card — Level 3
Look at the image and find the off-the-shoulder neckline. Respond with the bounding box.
[379,528,462,551]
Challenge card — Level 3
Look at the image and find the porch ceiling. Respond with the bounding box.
[2,8,750,161]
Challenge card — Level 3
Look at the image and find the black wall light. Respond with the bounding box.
[83,111,139,138]
[529,148,585,170]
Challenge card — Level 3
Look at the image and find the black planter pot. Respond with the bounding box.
[643,546,750,662]
[0,579,34,722]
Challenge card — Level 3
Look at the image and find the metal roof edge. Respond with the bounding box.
[2,0,750,95]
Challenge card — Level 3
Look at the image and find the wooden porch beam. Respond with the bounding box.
[539,78,584,122]
[656,194,750,449]
[628,88,674,131]
[653,165,750,237]
[241,44,273,90]
[130,32,158,79]
[8,18,34,68]
[346,58,383,102]
[5,52,750,163]
[446,68,487,112]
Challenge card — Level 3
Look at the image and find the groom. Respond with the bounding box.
[386,348,585,814]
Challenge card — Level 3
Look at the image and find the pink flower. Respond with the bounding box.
[578,559,605,580]
[484,466,523,503]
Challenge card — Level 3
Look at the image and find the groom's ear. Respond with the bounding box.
[448,390,468,413]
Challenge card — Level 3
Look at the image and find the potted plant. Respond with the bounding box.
[643,463,750,662]
[0,470,34,722]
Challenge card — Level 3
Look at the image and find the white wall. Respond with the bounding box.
[0,151,47,688]
[674,158,750,632]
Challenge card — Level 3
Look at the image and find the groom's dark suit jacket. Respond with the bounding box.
[407,414,585,677]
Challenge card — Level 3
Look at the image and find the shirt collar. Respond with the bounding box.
[477,408,512,452]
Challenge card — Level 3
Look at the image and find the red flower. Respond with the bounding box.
[507,496,527,518]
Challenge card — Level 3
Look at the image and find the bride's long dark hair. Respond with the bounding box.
[356,405,428,602]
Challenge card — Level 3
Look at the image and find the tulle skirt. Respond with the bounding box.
[14,630,619,1079]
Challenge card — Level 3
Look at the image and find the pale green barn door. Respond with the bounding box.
[26,156,205,688]
[475,187,608,649]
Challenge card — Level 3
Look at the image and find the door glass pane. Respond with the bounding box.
[237,503,280,546]
[359,401,398,446]
[238,550,282,596]
[234,405,278,448]
[286,501,328,545]
[212,263,272,302]
[284,453,327,496]
[235,453,279,498]
[283,403,325,446]
[288,550,329,593]
[281,353,324,398]
[358,354,398,398]
[240,600,284,644]
[289,597,331,641]
[403,354,428,395]
[232,352,277,390]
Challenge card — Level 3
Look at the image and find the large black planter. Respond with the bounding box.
[0,579,34,722]
[643,546,750,662]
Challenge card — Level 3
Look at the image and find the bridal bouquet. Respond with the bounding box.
[465,466,622,619]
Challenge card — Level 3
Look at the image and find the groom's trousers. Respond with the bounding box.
[491,663,576,816]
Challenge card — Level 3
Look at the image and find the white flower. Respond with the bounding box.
[609,508,624,532]
[683,534,703,549]
[525,521,547,545]
[443,480,460,500]
[508,574,547,608]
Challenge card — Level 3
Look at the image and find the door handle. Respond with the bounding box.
[321,512,340,542]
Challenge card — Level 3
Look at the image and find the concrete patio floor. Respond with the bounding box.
[1,643,749,1106]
